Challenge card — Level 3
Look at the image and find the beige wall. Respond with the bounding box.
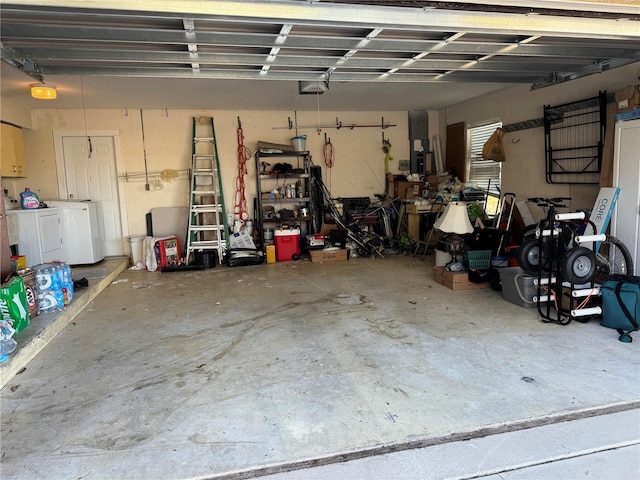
[440,61,640,217]
[2,109,410,247]
[4,61,638,251]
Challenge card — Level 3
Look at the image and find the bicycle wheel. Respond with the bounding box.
[561,246,597,284]
[595,236,634,283]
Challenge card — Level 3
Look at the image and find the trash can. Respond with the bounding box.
[127,235,146,266]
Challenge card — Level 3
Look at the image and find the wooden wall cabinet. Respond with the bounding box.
[1,123,27,177]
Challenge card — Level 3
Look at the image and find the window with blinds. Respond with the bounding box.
[467,121,503,197]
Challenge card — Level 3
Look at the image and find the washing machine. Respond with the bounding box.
[45,201,104,264]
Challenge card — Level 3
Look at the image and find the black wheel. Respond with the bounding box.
[516,224,538,245]
[595,236,634,283]
[490,269,502,291]
[518,238,550,274]
[292,253,300,261]
[561,246,597,284]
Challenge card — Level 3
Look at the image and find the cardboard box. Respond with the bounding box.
[320,223,339,236]
[309,248,349,263]
[433,266,490,290]
[405,203,442,214]
[615,85,640,112]
[154,237,181,268]
[394,181,425,199]
[426,175,453,191]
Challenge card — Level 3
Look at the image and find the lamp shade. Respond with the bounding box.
[30,84,57,100]
[433,201,473,234]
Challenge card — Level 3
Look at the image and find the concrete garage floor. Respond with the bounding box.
[1,254,639,479]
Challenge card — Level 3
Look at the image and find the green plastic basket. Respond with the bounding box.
[465,250,492,270]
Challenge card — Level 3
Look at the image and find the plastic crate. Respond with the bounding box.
[464,250,492,270]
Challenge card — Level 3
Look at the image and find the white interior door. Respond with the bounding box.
[61,136,123,256]
[612,118,640,270]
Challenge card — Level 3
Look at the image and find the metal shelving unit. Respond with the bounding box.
[544,91,607,184]
[254,151,314,248]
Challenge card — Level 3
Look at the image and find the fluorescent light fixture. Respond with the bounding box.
[30,83,57,100]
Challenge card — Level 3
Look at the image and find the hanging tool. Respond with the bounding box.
[382,133,393,174]
[234,116,250,221]
[323,132,334,168]
[140,110,150,191]
[323,132,334,191]
[184,116,229,265]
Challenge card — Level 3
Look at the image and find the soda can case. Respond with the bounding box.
[17,268,39,317]
[155,237,181,268]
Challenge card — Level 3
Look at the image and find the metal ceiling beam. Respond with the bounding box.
[2,1,639,39]
[429,0,640,15]
[3,23,639,59]
[25,63,562,84]
[7,47,608,73]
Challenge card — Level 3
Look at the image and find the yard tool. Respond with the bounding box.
[323,132,334,190]
[382,135,393,174]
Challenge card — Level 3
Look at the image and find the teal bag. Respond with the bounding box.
[601,274,639,343]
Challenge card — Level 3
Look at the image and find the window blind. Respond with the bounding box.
[467,121,502,196]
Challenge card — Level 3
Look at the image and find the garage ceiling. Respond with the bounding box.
[1,0,639,111]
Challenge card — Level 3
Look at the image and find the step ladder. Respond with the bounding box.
[184,116,229,265]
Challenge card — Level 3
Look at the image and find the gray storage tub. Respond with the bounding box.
[500,267,537,308]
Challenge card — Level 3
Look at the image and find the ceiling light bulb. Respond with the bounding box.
[30,84,57,100]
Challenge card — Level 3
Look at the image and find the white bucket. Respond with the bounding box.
[435,249,452,267]
[291,135,307,151]
[128,235,146,265]
[263,228,274,245]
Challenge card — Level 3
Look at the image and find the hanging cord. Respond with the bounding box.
[323,132,334,191]
[140,110,150,191]
[80,76,92,159]
[234,116,250,221]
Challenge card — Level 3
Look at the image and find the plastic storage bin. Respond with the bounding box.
[274,229,301,261]
[291,135,307,152]
[500,267,537,308]
[464,250,492,270]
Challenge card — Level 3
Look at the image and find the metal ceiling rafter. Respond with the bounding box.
[182,18,199,72]
[2,1,638,38]
[3,22,638,59]
[425,0,640,15]
[261,23,293,77]
[8,47,602,73]
[29,64,562,84]
[379,31,466,79]
[1,1,638,88]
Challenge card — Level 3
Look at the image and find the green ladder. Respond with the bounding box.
[184,116,229,265]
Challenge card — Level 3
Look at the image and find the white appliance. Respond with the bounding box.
[46,201,104,265]
[611,118,640,270]
[6,208,64,267]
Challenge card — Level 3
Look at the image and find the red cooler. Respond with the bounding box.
[274,229,301,261]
